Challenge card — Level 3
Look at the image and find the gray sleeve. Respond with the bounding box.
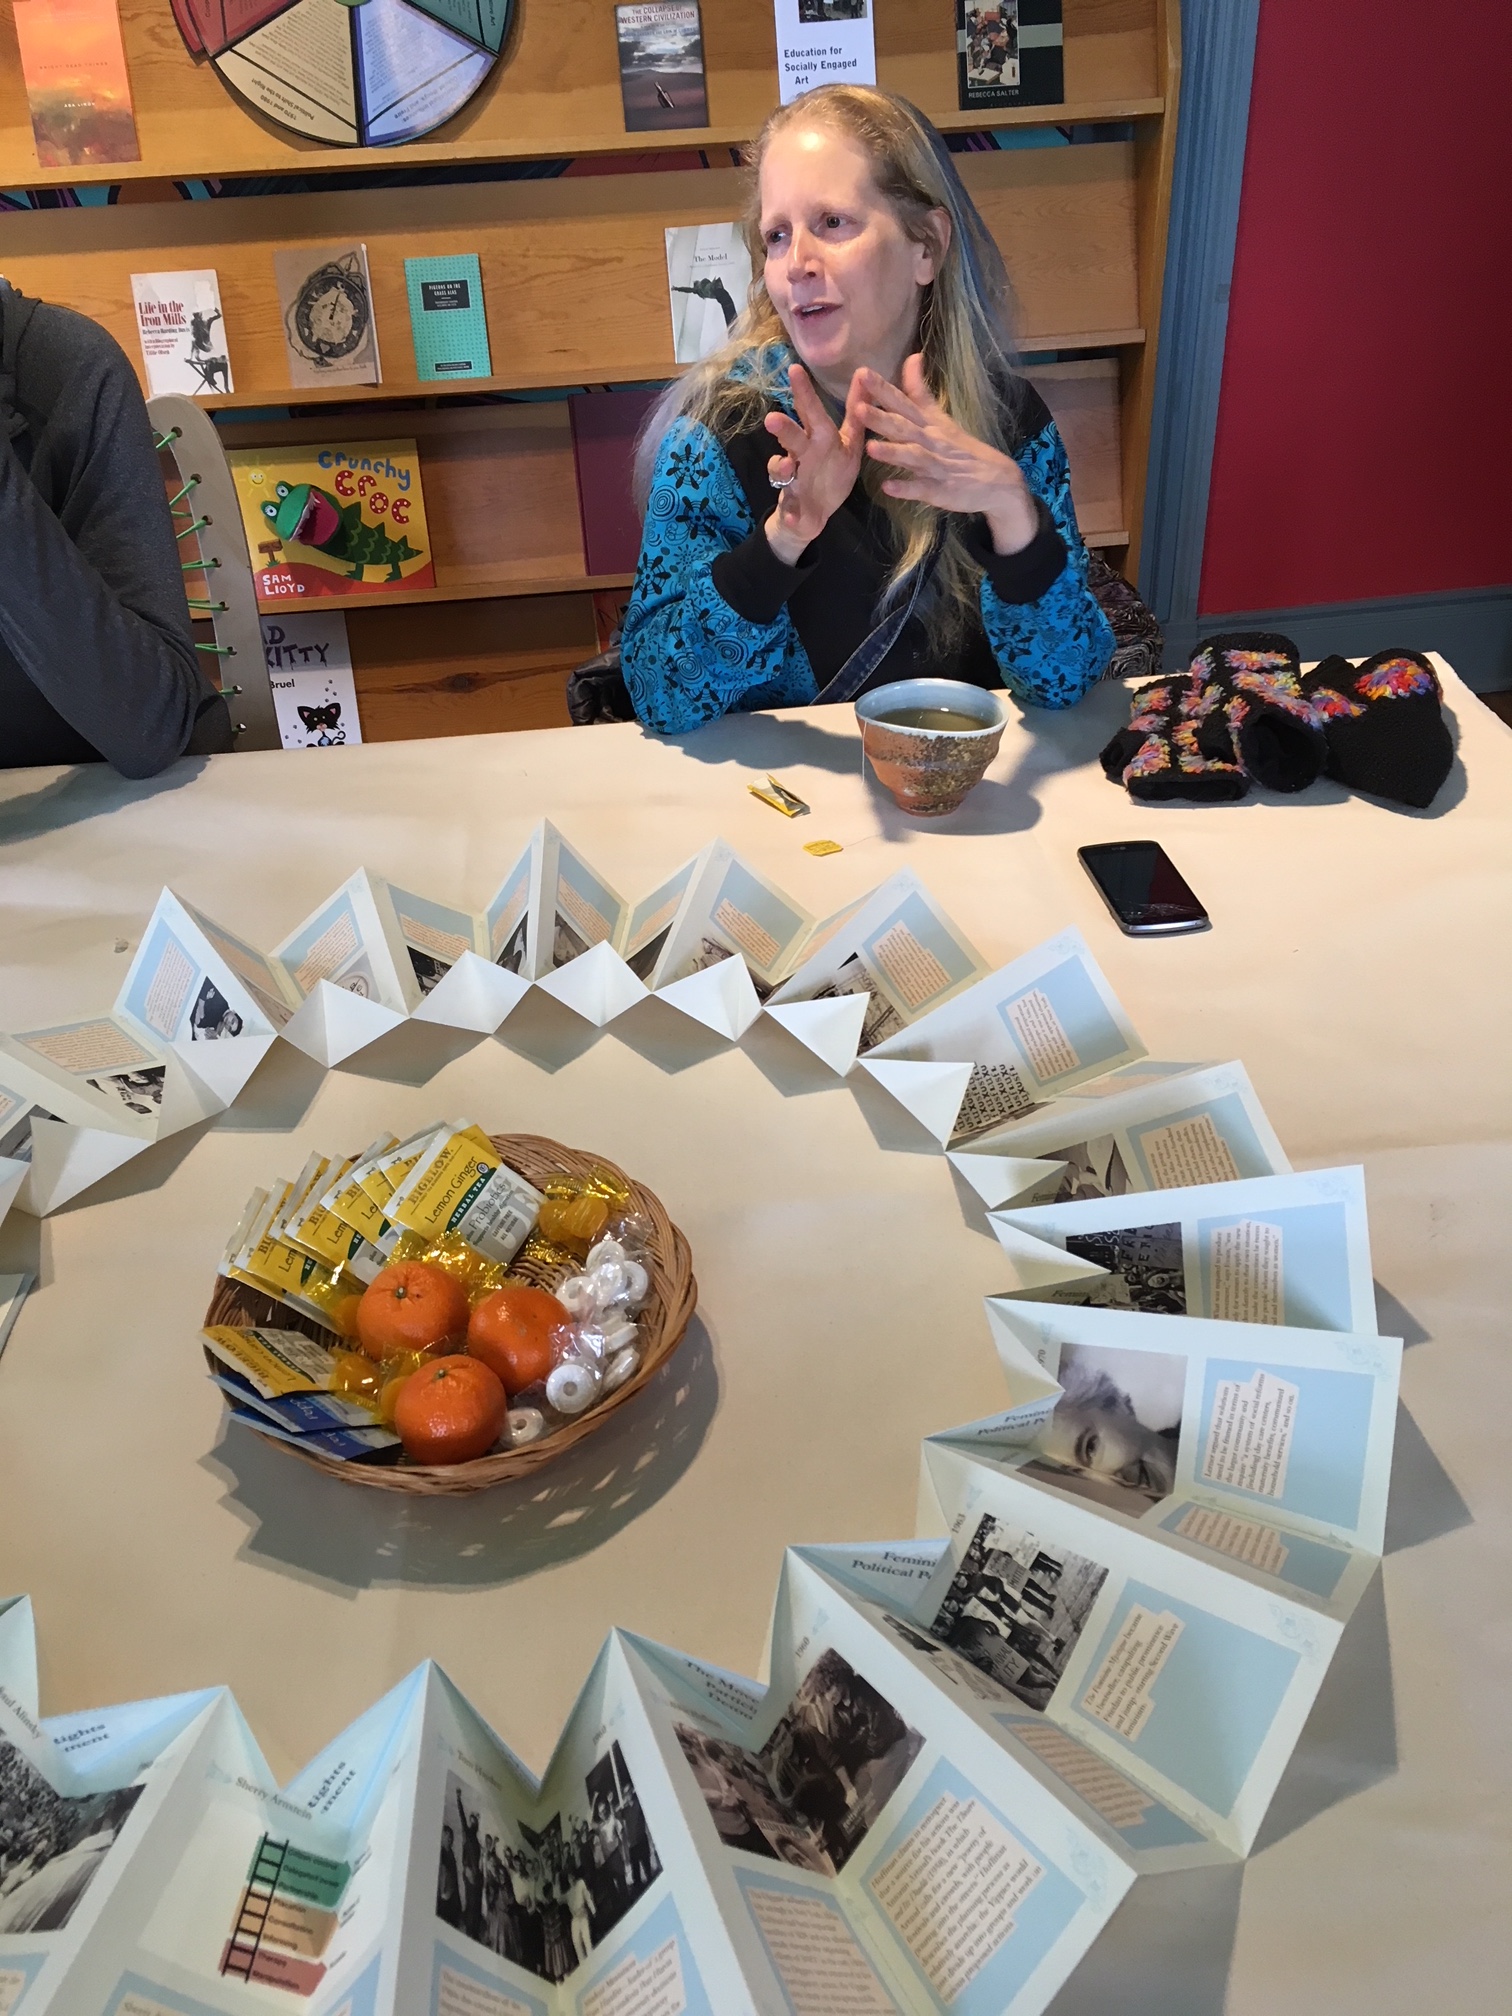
[0,324,230,778]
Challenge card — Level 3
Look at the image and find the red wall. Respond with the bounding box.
[1198,0,1512,615]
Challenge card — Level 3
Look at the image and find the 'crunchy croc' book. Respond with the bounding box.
[229,439,435,601]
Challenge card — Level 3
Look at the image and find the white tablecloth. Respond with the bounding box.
[1,665,1508,2013]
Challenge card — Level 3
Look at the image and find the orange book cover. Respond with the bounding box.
[12,0,140,168]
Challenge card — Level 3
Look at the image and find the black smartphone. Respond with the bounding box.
[1077,840,1211,935]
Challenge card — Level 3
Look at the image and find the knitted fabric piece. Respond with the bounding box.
[1301,650,1454,809]
[1194,631,1326,794]
[1098,672,1249,802]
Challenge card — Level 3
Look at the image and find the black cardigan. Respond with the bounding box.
[0,283,232,776]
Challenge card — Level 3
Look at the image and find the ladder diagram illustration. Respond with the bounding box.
[222,1834,288,1982]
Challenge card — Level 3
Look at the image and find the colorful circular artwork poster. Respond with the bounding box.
[170,0,511,147]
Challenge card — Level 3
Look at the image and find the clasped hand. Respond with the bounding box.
[763,353,1037,568]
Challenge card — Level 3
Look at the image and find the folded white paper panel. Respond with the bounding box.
[947,1149,1069,1208]
[536,939,649,1026]
[763,992,870,1076]
[280,981,407,1068]
[986,1215,1113,1289]
[153,1050,233,1139]
[410,949,530,1033]
[20,1120,152,1216]
[0,1156,25,1231]
[656,955,763,1041]
[171,1030,278,1109]
[858,1057,975,1144]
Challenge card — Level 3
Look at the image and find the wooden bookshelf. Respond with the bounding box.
[0,0,1183,743]
[0,0,1163,189]
[0,149,1143,402]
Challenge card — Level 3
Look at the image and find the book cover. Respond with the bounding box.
[664,222,754,363]
[615,2,708,131]
[403,253,492,381]
[260,611,364,747]
[772,0,875,106]
[957,0,1064,112]
[12,0,140,168]
[130,270,234,398]
[272,243,383,390]
[229,440,434,602]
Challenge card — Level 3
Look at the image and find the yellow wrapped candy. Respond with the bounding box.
[388,1227,509,1307]
[537,1165,630,1254]
[330,1350,383,1408]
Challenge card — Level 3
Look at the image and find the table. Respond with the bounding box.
[1,665,1508,2014]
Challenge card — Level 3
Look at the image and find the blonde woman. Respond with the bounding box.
[623,86,1114,734]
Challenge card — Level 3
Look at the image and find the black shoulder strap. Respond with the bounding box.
[811,556,933,706]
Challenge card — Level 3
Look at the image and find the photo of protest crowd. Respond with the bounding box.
[436,1744,660,1985]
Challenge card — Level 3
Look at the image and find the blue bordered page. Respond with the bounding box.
[868,926,1148,1140]
[986,1166,1376,1334]
[949,1059,1291,1209]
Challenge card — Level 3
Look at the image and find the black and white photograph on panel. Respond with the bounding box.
[437,1744,661,1986]
[797,0,868,18]
[927,1514,1108,1711]
[876,1611,1015,1705]
[1048,1221,1188,1314]
[0,1739,142,1933]
[1046,1134,1132,1203]
[676,1648,924,1876]
[86,1066,166,1116]
[1020,1343,1185,1515]
[189,977,244,1040]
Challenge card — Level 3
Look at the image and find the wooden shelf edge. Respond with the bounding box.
[1083,529,1130,548]
[255,571,634,613]
[1,99,1164,192]
[200,332,1145,417]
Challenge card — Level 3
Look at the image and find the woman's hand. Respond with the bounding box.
[854,353,1039,556]
[762,362,865,567]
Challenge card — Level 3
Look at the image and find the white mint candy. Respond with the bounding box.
[603,1346,641,1393]
[507,1407,545,1446]
[546,1361,601,1415]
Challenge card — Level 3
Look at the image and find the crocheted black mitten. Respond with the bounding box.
[1194,632,1327,794]
[1301,650,1454,809]
[1099,672,1249,803]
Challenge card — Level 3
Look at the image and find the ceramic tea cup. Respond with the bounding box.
[855,678,1007,816]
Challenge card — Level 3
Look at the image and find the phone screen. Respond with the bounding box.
[1078,842,1210,934]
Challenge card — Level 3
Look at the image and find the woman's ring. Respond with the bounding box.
[769,469,797,491]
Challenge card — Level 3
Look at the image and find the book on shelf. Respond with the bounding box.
[773,0,876,106]
[228,440,435,602]
[12,0,140,168]
[129,270,233,398]
[260,610,364,747]
[615,2,709,131]
[664,222,755,363]
[403,253,492,381]
[271,242,382,391]
[957,0,1065,113]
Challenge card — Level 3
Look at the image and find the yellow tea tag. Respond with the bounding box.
[203,1325,336,1398]
[803,839,844,857]
[386,1124,541,1266]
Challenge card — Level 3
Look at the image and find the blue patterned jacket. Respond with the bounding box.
[622,348,1114,735]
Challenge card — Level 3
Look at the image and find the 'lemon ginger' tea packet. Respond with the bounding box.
[386,1121,541,1266]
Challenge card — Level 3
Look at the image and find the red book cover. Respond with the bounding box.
[570,388,663,578]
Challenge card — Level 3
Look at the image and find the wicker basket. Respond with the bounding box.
[202,1132,697,1496]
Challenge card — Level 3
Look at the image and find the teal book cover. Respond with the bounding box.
[403,253,492,380]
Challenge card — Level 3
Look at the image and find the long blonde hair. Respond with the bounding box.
[635,86,1022,647]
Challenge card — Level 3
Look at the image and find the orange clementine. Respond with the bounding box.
[356,1260,470,1363]
[467,1284,574,1396]
[393,1355,507,1465]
